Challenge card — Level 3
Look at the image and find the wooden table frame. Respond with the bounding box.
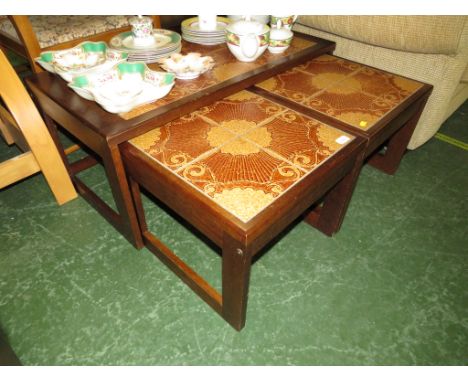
[26,34,336,249]
[121,135,366,330]
[250,60,432,235]
[252,61,433,176]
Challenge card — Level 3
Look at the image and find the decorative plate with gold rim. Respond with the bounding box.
[110,29,181,53]
[181,16,231,45]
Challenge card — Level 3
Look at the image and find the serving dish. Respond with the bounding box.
[35,41,128,82]
[159,53,214,80]
[68,62,175,113]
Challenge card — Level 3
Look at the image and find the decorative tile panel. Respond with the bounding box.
[256,54,363,104]
[255,54,424,131]
[130,91,355,223]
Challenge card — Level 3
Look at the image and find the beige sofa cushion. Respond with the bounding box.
[297,16,467,55]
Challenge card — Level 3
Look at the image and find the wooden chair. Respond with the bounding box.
[0,15,161,73]
[0,49,77,205]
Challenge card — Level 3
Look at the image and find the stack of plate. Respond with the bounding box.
[181,16,231,45]
[109,29,182,63]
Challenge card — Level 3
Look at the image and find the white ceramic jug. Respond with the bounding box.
[226,17,270,62]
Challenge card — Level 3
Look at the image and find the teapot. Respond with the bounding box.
[226,16,270,62]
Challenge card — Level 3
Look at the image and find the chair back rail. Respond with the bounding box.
[2,16,161,73]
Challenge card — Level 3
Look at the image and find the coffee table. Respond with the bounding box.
[26,34,335,248]
[121,90,365,330]
[253,54,433,175]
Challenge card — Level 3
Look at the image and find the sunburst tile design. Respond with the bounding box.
[176,139,306,222]
[257,70,323,105]
[130,90,354,223]
[129,113,233,171]
[243,111,354,172]
[195,90,285,126]
[255,54,424,131]
[295,54,363,76]
[256,54,363,103]
[304,87,396,130]
[349,67,422,100]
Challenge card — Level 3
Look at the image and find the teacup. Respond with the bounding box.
[268,25,293,54]
[226,18,270,62]
[270,15,298,30]
[129,16,154,47]
[198,14,218,31]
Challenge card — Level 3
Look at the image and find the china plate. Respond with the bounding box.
[68,62,175,113]
[181,16,231,33]
[159,53,214,80]
[110,29,181,53]
[182,34,226,45]
[35,41,128,82]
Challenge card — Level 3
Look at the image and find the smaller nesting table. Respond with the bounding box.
[253,54,433,175]
[122,90,365,330]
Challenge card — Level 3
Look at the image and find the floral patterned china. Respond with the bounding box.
[159,53,215,80]
[268,21,294,54]
[270,15,298,30]
[225,18,270,62]
[68,62,175,113]
[129,16,154,47]
[35,41,128,82]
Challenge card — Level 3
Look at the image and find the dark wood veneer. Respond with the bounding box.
[26,34,336,248]
[121,135,366,330]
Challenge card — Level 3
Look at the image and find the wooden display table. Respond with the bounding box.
[122,90,365,330]
[253,54,432,175]
[26,34,335,249]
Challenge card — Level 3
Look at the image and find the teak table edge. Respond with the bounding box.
[121,135,366,330]
[25,34,337,249]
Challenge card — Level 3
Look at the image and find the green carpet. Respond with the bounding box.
[0,101,467,365]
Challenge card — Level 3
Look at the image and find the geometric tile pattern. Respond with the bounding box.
[256,54,423,130]
[119,37,317,120]
[130,90,354,222]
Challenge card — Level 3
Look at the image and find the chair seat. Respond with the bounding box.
[0,15,130,49]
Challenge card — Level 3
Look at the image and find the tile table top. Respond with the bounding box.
[130,90,354,223]
[256,54,424,131]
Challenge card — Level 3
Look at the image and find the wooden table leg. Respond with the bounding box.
[367,93,430,175]
[222,233,253,331]
[41,113,72,173]
[41,114,143,248]
[102,144,144,248]
[304,148,366,236]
